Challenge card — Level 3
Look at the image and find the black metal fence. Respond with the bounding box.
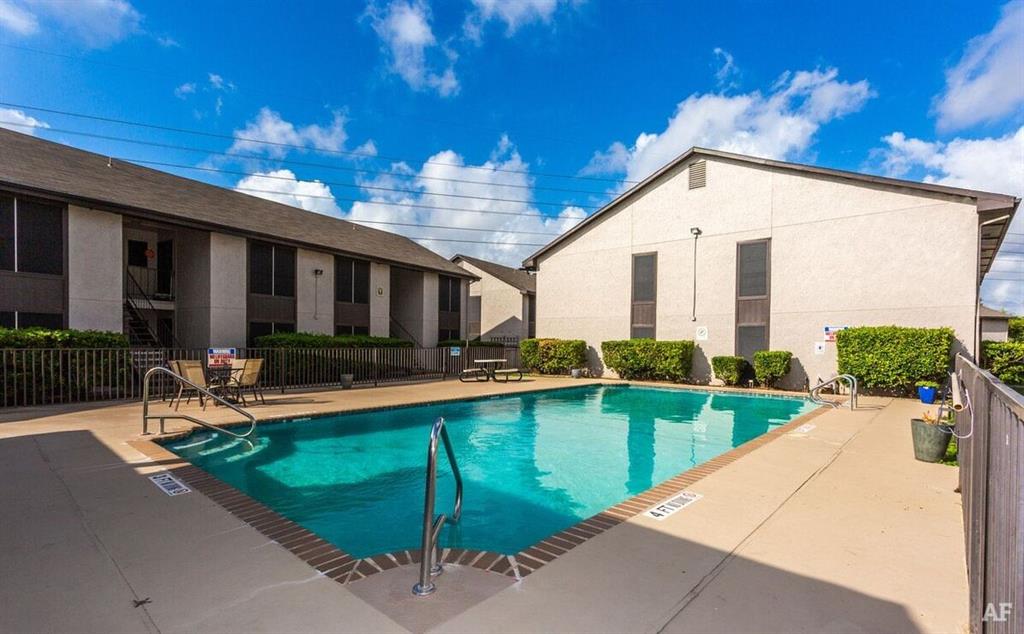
[0,345,520,408]
[955,355,1023,634]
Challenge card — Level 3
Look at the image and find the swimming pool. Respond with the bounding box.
[166,385,815,558]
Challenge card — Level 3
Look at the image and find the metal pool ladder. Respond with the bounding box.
[141,366,257,444]
[809,374,858,410]
[413,416,463,597]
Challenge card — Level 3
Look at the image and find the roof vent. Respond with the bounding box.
[688,160,707,189]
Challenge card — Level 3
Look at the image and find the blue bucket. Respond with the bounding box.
[917,386,937,404]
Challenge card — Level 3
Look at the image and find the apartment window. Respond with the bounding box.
[127,240,149,268]
[335,324,369,336]
[249,241,295,297]
[438,275,461,312]
[335,256,370,304]
[248,321,295,346]
[438,328,460,342]
[0,311,63,329]
[631,253,657,339]
[0,196,13,271]
[735,239,771,360]
[0,195,64,275]
[737,240,769,298]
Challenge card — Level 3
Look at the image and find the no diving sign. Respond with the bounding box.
[645,491,702,521]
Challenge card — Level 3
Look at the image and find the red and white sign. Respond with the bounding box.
[207,347,236,368]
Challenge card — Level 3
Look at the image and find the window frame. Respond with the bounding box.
[736,239,770,300]
[630,252,658,339]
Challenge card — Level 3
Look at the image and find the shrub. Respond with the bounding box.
[253,332,413,349]
[711,356,747,385]
[0,327,128,349]
[1009,317,1024,342]
[981,341,1024,385]
[753,350,793,387]
[519,338,587,374]
[601,339,695,382]
[836,326,954,394]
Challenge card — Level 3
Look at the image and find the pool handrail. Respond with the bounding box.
[413,416,463,597]
[141,366,257,444]
[809,374,858,410]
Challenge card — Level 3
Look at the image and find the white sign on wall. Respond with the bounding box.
[814,342,826,355]
[695,326,709,341]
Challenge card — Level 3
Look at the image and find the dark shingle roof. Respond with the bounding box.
[0,128,471,278]
[980,305,1014,320]
[452,254,536,293]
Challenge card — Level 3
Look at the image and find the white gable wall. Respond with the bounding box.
[535,157,979,388]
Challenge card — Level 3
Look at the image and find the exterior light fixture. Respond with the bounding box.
[690,227,702,236]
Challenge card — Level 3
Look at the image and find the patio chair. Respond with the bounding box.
[173,360,212,411]
[227,358,266,406]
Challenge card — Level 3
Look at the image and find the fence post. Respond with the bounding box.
[374,349,379,387]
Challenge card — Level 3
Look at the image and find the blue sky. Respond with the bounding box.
[0,0,1022,311]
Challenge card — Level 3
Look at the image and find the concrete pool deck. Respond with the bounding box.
[0,378,967,633]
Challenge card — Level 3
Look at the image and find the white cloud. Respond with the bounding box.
[345,136,584,264]
[234,169,343,217]
[713,47,738,88]
[874,126,1024,314]
[364,0,459,97]
[0,107,48,134]
[463,0,565,40]
[22,0,142,48]
[0,0,38,35]
[229,107,350,158]
[155,35,178,47]
[934,0,1024,131]
[174,82,196,99]
[583,67,873,184]
[208,72,234,91]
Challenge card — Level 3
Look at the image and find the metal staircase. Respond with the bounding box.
[123,270,179,348]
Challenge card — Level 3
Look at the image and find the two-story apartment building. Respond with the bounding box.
[452,254,535,344]
[523,147,1019,389]
[0,129,472,348]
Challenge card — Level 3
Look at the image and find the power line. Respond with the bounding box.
[0,101,636,184]
[0,121,613,197]
[121,157,602,209]
[232,186,581,220]
[399,236,547,246]
[349,218,562,236]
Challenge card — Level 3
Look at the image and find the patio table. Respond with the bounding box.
[474,358,507,381]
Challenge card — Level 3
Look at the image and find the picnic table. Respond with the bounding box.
[474,358,507,381]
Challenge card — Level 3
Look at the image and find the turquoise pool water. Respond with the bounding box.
[166,385,814,557]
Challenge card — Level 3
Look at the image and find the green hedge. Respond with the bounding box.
[981,341,1024,385]
[601,339,695,382]
[253,332,413,348]
[711,356,747,386]
[1009,317,1024,342]
[836,326,954,393]
[0,327,128,349]
[519,338,587,374]
[753,350,792,387]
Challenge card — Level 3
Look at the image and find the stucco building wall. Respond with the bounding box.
[457,260,528,342]
[535,157,980,389]
[296,249,334,335]
[67,205,123,332]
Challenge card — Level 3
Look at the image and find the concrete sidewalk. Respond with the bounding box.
[0,381,966,633]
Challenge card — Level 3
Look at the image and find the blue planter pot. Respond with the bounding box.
[917,386,937,404]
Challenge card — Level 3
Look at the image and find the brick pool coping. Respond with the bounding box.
[129,389,835,585]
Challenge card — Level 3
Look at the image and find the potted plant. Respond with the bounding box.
[915,380,939,404]
[340,373,354,389]
[570,368,583,379]
[910,410,953,462]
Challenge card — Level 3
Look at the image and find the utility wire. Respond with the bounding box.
[0,121,614,196]
[0,100,635,184]
[121,157,601,209]
[349,218,563,236]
